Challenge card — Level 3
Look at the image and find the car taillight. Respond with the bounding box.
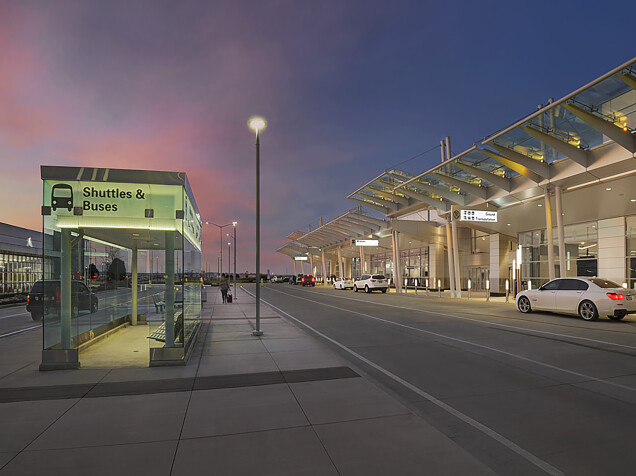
[301,277,305,283]
[371,280,376,283]
[311,277,315,283]
[607,293,624,300]
[27,294,30,303]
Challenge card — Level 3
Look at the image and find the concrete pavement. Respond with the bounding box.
[0,286,493,475]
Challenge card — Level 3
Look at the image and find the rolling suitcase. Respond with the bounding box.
[226,294,232,303]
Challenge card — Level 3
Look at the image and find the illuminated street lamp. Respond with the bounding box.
[248,116,266,336]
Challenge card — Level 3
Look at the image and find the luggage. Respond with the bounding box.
[226,294,232,303]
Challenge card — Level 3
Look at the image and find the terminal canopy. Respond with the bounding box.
[347,57,636,218]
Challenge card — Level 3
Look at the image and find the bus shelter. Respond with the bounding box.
[39,166,202,370]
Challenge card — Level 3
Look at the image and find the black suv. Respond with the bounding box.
[300,274,316,287]
[26,280,98,321]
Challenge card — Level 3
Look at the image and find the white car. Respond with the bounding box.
[516,277,636,321]
[333,277,354,290]
[354,274,388,293]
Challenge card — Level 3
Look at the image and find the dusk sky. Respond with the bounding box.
[1,1,635,274]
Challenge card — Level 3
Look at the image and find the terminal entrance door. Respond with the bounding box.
[469,267,489,291]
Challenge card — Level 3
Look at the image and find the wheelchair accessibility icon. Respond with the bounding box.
[51,184,73,212]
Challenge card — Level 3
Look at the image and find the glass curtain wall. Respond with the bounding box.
[0,252,42,294]
[519,221,598,288]
[370,247,429,285]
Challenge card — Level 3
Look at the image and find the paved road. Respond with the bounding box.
[256,283,636,475]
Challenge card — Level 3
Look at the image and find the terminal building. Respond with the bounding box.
[0,222,42,295]
[278,57,636,296]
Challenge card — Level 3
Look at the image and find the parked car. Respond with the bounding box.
[295,274,304,285]
[516,277,636,321]
[300,274,316,287]
[333,277,354,290]
[354,274,388,293]
[26,280,99,321]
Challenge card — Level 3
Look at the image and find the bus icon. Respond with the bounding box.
[51,184,73,212]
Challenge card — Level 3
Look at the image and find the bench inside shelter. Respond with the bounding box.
[148,311,183,343]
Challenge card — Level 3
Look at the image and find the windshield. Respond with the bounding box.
[589,278,622,288]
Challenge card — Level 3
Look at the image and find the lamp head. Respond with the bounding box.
[248,116,267,134]
[232,221,237,227]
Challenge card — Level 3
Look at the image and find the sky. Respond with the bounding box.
[1,0,635,274]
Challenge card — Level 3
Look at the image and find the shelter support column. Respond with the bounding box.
[392,230,402,293]
[293,257,297,275]
[165,231,175,348]
[345,257,352,279]
[131,243,138,325]
[451,214,461,297]
[359,246,365,277]
[321,250,327,284]
[555,186,566,277]
[337,246,343,279]
[329,259,334,279]
[544,187,555,281]
[309,252,314,276]
[445,222,456,297]
[60,228,72,349]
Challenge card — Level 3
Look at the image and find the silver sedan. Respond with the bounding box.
[516,277,636,321]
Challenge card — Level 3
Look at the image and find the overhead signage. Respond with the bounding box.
[294,256,308,261]
[355,239,379,247]
[459,210,497,223]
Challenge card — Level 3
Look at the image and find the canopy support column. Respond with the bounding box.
[544,188,555,281]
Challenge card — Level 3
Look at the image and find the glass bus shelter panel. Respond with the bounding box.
[626,216,636,290]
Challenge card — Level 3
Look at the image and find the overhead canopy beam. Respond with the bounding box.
[357,192,399,211]
[521,125,590,167]
[369,184,410,206]
[350,198,389,215]
[410,181,467,205]
[337,219,377,233]
[430,172,488,199]
[453,162,512,192]
[398,188,450,211]
[340,217,380,232]
[562,102,635,153]
[616,72,636,91]
[481,147,548,182]
[348,213,388,228]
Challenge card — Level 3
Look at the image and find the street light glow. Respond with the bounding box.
[248,116,267,133]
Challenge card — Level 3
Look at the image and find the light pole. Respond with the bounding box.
[227,242,231,275]
[204,221,234,277]
[227,221,237,300]
[248,116,266,336]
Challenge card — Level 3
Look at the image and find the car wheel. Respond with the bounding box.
[381,288,387,293]
[579,300,598,321]
[609,312,625,321]
[517,296,531,313]
[31,312,42,321]
[333,284,337,289]
[365,285,370,293]
[354,285,358,292]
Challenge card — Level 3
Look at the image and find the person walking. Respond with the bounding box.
[220,274,229,304]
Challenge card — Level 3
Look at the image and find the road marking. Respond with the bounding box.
[293,287,636,351]
[255,292,563,476]
[0,312,30,320]
[0,325,40,339]
[265,286,636,394]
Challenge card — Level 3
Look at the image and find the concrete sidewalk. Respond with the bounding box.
[0,287,493,475]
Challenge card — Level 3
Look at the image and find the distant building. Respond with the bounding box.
[0,222,42,294]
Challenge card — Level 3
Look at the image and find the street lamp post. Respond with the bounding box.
[227,221,237,300]
[204,221,234,278]
[248,116,266,337]
[227,242,231,275]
